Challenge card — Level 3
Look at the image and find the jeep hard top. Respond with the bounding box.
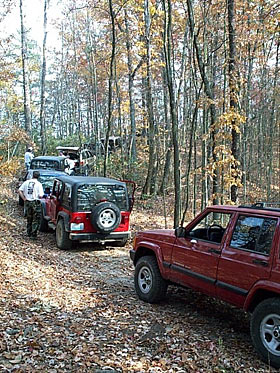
[40,175,135,250]
[30,156,67,171]
[130,203,280,368]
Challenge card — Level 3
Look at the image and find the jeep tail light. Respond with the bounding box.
[73,216,83,223]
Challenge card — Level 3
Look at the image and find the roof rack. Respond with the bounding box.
[238,202,280,212]
[253,202,280,208]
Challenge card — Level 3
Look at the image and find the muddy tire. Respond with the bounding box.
[134,256,167,303]
[39,208,49,232]
[250,298,280,369]
[56,219,73,250]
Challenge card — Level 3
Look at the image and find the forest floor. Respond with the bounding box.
[0,177,277,373]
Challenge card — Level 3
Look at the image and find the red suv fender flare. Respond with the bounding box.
[243,280,280,312]
[135,240,166,274]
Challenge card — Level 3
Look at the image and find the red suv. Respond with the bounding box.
[130,203,280,368]
[40,176,135,249]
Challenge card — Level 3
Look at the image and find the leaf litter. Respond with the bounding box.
[0,177,276,372]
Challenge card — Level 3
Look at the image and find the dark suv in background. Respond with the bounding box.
[130,202,280,368]
[30,156,67,171]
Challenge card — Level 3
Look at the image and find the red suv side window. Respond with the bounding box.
[187,211,232,243]
[230,215,277,255]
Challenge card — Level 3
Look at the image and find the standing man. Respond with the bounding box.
[24,147,34,170]
[65,154,76,175]
[18,171,44,240]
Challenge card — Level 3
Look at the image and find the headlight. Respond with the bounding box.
[70,222,84,231]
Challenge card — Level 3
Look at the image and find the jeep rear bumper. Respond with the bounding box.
[69,231,130,242]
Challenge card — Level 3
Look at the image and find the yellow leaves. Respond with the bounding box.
[6,127,30,143]
[150,4,157,17]
[214,109,246,132]
[0,125,34,151]
[0,158,22,177]
[204,107,245,202]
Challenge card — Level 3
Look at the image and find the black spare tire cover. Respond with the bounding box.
[90,202,121,233]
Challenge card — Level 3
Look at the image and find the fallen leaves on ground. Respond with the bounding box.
[0,177,275,372]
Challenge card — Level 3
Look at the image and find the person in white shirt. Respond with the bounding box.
[24,148,34,170]
[18,171,44,239]
[65,155,76,175]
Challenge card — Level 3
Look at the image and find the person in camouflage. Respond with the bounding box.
[18,171,44,239]
[25,201,42,238]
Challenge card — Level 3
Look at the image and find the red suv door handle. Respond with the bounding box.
[252,259,268,267]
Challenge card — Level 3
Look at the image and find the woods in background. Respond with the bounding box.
[0,0,279,226]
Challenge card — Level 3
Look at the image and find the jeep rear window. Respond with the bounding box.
[77,184,128,211]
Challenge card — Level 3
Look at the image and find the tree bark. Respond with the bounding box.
[104,0,116,177]
[40,0,49,155]
[162,0,181,227]
[142,0,156,196]
[228,0,239,202]
[186,0,219,205]
[124,9,137,163]
[20,0,32,136]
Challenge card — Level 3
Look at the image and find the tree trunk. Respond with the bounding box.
[186,0,218,205]
[40,0,49,155]
[162,0,181,227]
[20,0,32,136]
[267,38,279,199]
[104,0,116,177]
[228,0,239,202]
[124,9,137,163]
[142,0,156,196]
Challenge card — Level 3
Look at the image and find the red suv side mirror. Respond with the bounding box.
[175,226,186,238]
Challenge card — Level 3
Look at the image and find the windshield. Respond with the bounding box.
[31,160,60,170]
[77,184,128,211]
[39,175,57,190]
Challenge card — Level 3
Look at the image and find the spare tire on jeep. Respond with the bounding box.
[90,202,121,233]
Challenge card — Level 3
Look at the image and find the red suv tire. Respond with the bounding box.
[134,256,167,303]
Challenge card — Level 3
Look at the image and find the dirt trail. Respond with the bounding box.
[0,180,274,372]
